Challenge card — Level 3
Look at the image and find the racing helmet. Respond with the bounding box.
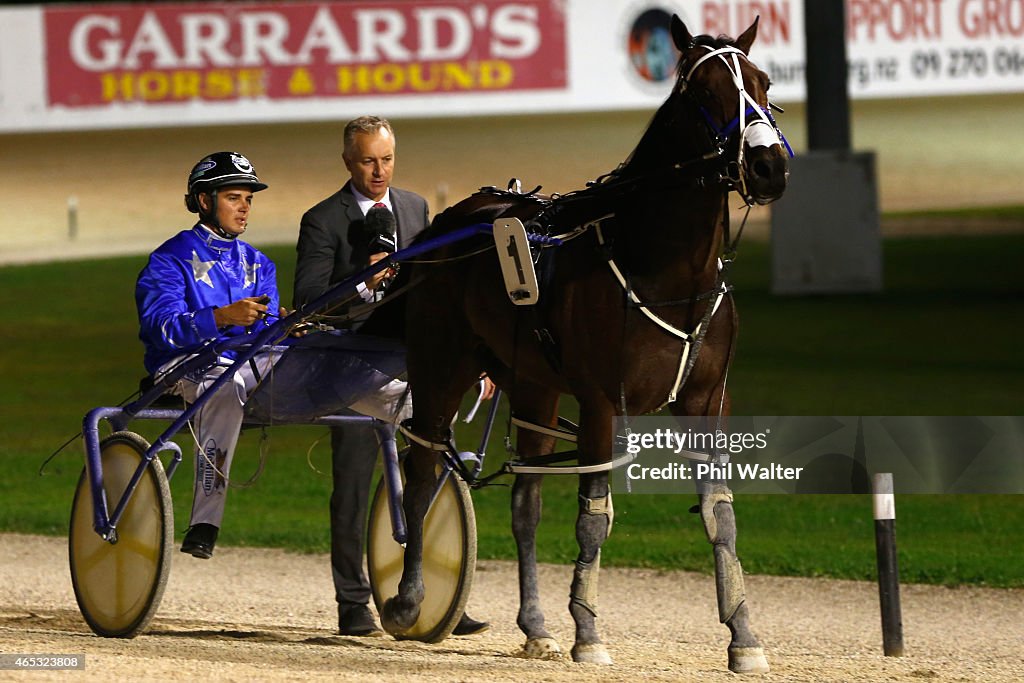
[184,151,268,215]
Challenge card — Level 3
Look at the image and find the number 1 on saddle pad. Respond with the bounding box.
[493,217,539,306]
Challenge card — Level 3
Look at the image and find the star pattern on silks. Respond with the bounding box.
[242,255,261,288]
[189,250,216,288]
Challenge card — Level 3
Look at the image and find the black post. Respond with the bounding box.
[872,473,904,656]
[772,0,880,294]
[805,0,850,150]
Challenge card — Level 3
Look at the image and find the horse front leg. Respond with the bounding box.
[698,480,769,674]
[567,403,615,665]
[568,470,614,664]
[674,313,769,674]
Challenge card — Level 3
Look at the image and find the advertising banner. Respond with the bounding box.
[44,1,567,107]
[0,1,1021,131]
[844,0,1024,97]
[639,0,1024,101]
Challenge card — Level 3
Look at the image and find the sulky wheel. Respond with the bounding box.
[367,464,477,643]
[69,431,173,638]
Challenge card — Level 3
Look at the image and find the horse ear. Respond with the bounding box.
[670,14,694,50]
[735,16,760,54]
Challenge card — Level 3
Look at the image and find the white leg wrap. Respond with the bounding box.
[699,487,732,544]
[714,545,747,624]
[581,492,614,538]
[699,487,747,624]
[570,551,601,616]
[570,492,612,616]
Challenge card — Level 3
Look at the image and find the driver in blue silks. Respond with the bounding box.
[135,151,409,560]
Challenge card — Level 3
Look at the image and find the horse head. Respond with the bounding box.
[669,16,790,205]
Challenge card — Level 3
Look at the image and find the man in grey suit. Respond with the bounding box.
[294,116,488,638]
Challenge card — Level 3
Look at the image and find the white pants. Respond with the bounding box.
[164,350,412,529]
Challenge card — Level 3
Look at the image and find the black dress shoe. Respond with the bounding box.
[180,523,218,559]
[338,604,384,637]
[452,613,490,636]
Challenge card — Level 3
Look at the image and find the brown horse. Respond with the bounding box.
[379,17,789,673]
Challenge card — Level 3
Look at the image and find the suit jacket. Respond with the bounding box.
[294,182,429,327]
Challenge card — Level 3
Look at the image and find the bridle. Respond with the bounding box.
[678,44,794,205]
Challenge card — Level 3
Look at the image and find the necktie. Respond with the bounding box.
[368,202,392,301]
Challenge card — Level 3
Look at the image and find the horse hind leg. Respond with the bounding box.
[380,446,432,633]
[700,482,770,674]
[380,354,480,637]
[512,473,564,660]
[510,388,563,659]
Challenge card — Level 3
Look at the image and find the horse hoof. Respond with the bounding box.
[380,596,420,636]
[522,637,563,660]
[728,646,770,674]
[571,643,613,665]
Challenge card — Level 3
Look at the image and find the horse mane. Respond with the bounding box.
[615,32,742,178]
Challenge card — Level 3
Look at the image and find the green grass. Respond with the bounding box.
[1,232,1022,587]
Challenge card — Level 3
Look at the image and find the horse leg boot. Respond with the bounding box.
[700,483,769,674]
[512,473,561,659]
[568,474,614,665]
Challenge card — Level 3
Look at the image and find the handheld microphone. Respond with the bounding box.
[365,204,397,254]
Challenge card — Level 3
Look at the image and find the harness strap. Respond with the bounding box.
[511,415,578,443]
[661,279,728,409]
[548,225,590,243]
[684,46,748,81]
[593,218,729,406]
[506,450,637,475]
[507,415,631,475]
[398,420,451,452]
[593,221,694,342]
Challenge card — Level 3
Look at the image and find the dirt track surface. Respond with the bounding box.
[1,534,1022,682]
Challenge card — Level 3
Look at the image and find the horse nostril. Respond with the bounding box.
[753,160,772,179]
